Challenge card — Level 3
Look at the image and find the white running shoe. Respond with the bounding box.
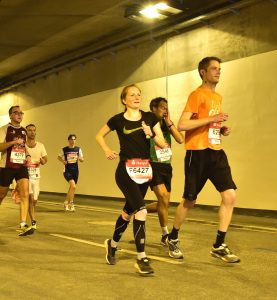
[64,202,70,211]
[69,203,75,212]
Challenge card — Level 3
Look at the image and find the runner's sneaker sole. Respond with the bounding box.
[18,227,34,236]
[210,251,240,263]
[134,260,154,276]
[104,239,116,265]
[210,244,240,263]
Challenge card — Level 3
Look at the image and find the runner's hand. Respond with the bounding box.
[141,121,152,138]
[14,138,24,145]
[212,113,228,123]
[105,150,118,160]
[221,126,231,136]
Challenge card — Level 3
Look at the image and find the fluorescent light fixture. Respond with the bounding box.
[125,1,184,23]
[139,2,181,19]
[140,6,161,19]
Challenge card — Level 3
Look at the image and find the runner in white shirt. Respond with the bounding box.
[25,124,47,229]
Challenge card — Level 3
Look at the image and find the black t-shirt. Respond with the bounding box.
[107,110,159,161]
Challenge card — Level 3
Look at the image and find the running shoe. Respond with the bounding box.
[104,239,116,265]
[69,203,75,212]
[135,257,154,275]
[64,202,70,211]
[31,220,37,230]
[210,244,240,263]
[18,224,34,236]
[160,234,169,246]
[166,237,184,259]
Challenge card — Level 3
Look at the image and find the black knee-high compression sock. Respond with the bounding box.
[112,215,130,243]
[133,219,146,253]
[214,230,226,248]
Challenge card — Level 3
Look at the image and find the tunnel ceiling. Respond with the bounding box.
[0,0,261,92]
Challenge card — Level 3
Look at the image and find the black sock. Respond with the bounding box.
[112,215,129,243]
[133,219,146,253]
[214,230,226,248]
[169,226,179,241]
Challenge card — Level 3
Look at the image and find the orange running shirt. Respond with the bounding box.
[183,86,222,150]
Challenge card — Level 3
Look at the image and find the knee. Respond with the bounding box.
[121,211,131,221]
[222,189,236,206]
[183,199,195,209]
[158,192,170,207]
[20,191,29,199]
[70,183,76,190]
[135,208,147,221]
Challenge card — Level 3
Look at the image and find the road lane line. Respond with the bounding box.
[50,233,184,265]
[41,201,277,233]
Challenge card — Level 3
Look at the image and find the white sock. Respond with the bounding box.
[137,252,146,260]
[111,239,118,248]
[20,221,26,227]
[161,226,169,236]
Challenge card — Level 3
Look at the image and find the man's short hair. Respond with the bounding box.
[68,134,76,140]
[26,124,36,129]
[149,97,168,112]
[9,105,20,115]
[198,56,222,79]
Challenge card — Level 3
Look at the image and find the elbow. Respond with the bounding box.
[95,133,101,144]
[177,123,188,131]
[177,138,184,144]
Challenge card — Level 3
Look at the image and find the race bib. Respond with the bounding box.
[28,163,40,179]
[67,153,78,164]
[125,159,152,184]
[155,144,172,162]
[10,146,26,164]
[208,122,221,145]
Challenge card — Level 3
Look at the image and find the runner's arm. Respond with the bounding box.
[152,122,166,148]
[78,148,84,162]
[57,152,66,165]
[168,123,184,144]
[96,124,118,160]
[40,155,48,165]
[0,140,19,151]
[178,111,228,132]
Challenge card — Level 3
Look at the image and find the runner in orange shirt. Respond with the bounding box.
[166,57,240,263]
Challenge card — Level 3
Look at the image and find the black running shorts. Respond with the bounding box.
[63,170,79,184]
[0,167,29,187]
[183,149,237,201]
[150,162,172,192]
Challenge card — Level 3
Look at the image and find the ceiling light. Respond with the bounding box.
[125,1,185,23]
[140,6,162,19]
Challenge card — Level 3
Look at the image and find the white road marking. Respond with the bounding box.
[88,221,115,225]
[41,201,277,233]
[50,233,184,265]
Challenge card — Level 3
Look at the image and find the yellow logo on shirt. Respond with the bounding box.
[123,126,142,135]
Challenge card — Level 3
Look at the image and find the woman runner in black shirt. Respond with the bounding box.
[96,84,165,275]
